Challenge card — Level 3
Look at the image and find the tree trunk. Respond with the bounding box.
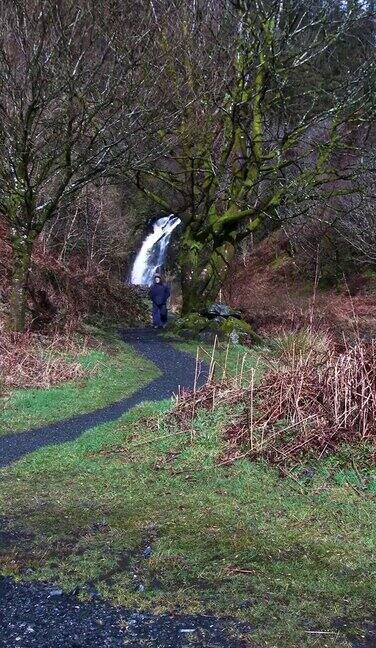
[9,233,35,332]
[180,226,235,314]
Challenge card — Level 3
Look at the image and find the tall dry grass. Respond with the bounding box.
[0,331,88,389]
[240,338,376,466]
[174,330,376,467]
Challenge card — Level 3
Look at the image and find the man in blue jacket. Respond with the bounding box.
[149,274,170,328]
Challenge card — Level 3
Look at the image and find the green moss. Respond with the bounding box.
[219,316,260,339]
[171,313,262,344]
[170,313,208,335]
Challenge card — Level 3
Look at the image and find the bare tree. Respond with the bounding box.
[135,0,375,312]
[42,182,145,275]
[0,0,163,330]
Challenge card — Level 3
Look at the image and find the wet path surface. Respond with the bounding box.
[0,577,250,648]
[0,329,207,468]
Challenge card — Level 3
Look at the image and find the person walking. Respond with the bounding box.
[149,274,170,328]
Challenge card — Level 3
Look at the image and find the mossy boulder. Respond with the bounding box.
[170,313,209,336]
[169,312,262,345]
[220,316,253,336]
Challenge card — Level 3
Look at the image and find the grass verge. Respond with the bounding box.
[0,400,374,647]
[0,327,160,435]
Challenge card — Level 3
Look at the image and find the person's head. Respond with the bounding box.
[154,274,161,284]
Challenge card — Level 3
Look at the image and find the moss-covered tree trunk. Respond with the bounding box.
[9,231,35,332]
[180,226,235,314]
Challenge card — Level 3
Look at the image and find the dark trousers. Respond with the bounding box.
[152,303,167,327]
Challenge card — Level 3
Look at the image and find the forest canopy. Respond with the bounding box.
[0,0,374,329]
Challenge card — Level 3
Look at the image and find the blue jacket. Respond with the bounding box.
[149,283,170,306]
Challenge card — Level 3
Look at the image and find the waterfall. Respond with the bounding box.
[131,214,181,286]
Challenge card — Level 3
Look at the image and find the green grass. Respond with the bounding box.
[1,401,375,647]
[0,335,160,435]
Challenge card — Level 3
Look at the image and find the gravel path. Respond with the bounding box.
[0,576,373,648]
[0,577,251,648]
[0,329,208,468]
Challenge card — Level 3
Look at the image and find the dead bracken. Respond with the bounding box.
[0,331,88,389]
[173,336,376,469]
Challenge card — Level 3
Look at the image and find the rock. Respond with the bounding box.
[198,330,218,344]
[143,546,152,559]
[170,313,208,337]
[203,303,242,319]
[129,612,147,622]
[220,316,255,337]
[85,582,100,600]
[170,310,263,344]
[229,329,239,345]
[239,599,256,609]
[48,588,63,597]
[298,467,315,481]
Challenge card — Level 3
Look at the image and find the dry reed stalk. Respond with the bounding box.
[222,341,230,380]
[239,352,248,388]
[172,332,376,469]
[190,347,201,438]
[208,335,218,384]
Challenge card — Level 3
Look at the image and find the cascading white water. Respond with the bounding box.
[131,214,181,286]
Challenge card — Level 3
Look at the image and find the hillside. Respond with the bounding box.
[224,231,376,342]
[0,220,149,397]
[0,221,146,333]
